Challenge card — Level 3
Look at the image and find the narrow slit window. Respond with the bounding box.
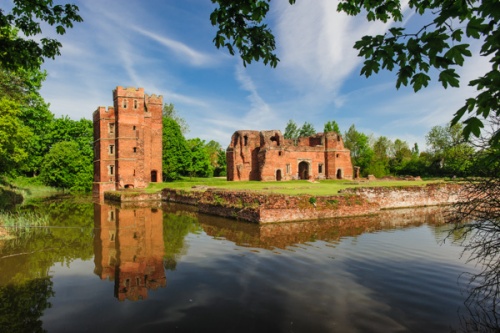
[133,99,138,109]
[109,123,115,134]
[109,145,114,154]
[133,147,137,153]
[109,165,114,175]
[318,164,323,174]
[122,99,127,108]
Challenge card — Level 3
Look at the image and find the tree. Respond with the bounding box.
[425,123,474,176]
[366,136,393,177]
[39,141,92,192]
[162,117,190,181]
[204,140,226,177]
[284,119,299,144]
[390,139,413,175]
[163,103,189,134]
[0,2,83,71]
[0,98,32,174]
[214,148,227,177]
[343,124,373,176]
[298,121,315,138]
[210,0,500,142]
[324,120,340,134]
[186,138,214,178]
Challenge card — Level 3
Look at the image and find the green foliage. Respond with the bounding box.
[343,124,373,176]
[0,3,83,71]
[425,123,474,176]
[214,148,227,177]
[299,121,316,137]
[162,117,191,181]
[163,103,189,134]
[187,138,214,178]
[210,0,282,67]
[324,120,341,134]
[284,119,299,144]
[336,0,500,142]
[39,141,92,192]
[0,98,32,174]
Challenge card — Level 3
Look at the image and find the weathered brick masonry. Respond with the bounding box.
[161,183,460,223]
[226,130,354,181]
[93,87,163,196]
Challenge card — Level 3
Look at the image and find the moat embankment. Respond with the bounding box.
[157,183,461,223]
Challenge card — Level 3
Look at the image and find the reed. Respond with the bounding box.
[0,211,49,232]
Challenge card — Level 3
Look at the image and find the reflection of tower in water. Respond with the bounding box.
[93,203,166,301]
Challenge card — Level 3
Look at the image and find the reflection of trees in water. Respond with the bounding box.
[162,205,202,270]
[0,277,53,333]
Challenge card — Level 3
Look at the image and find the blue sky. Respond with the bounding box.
[34,0,487,149]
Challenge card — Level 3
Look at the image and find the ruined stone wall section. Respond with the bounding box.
[226,130,261,181]
[226,129,353,181]
[162,183,460,223]
[340,183,461,209]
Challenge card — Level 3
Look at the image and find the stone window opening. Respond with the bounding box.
[133,125,136,130]
[337,135,341,142]
[133,169,136,176]
[122,99,128,108]
[336,154,340,158]
[318,164,323,174]
[151,170,158,182]
[110,232,115,241]
[270,134,280,146]
[109,165,114,175]
[278,151,282,156]
[133,99,138,109]
[108,210,115,221]
[276,169,282,181]
[109,123,115,134]
[109,145,114,155]
[286,164,291,174]
[133,147,137,153]
[243,135,248,146]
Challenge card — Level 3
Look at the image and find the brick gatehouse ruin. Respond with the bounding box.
[93,87,163,196]
[226,130,353,181]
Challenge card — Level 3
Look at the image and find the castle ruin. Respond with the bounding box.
[93,87,163,196]
[226,130,353,181]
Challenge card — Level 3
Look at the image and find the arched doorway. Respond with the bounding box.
[151,170,158,182]
[276,169,282,181]
[298,161,309,180]
[336,169,342,179]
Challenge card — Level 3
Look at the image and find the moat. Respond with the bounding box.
[0,197,488,332]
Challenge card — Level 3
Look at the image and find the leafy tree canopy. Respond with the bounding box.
[210,0,500,142]
[162,117,191,181]
[163,103,189,134]
[284,119,299,142]
[0,1,83,71]
[324,120,340,134]
[298,121,315,138]
[39,141,92,192]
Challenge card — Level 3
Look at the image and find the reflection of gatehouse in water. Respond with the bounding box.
[93,203,166,301]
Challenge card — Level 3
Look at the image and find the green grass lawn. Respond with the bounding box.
[147,177,440,196]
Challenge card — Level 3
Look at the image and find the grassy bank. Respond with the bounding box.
[147,177,440,196]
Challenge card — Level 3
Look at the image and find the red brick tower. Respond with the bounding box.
[93,87,163,196]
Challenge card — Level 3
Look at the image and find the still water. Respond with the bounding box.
[0,198,487,332]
